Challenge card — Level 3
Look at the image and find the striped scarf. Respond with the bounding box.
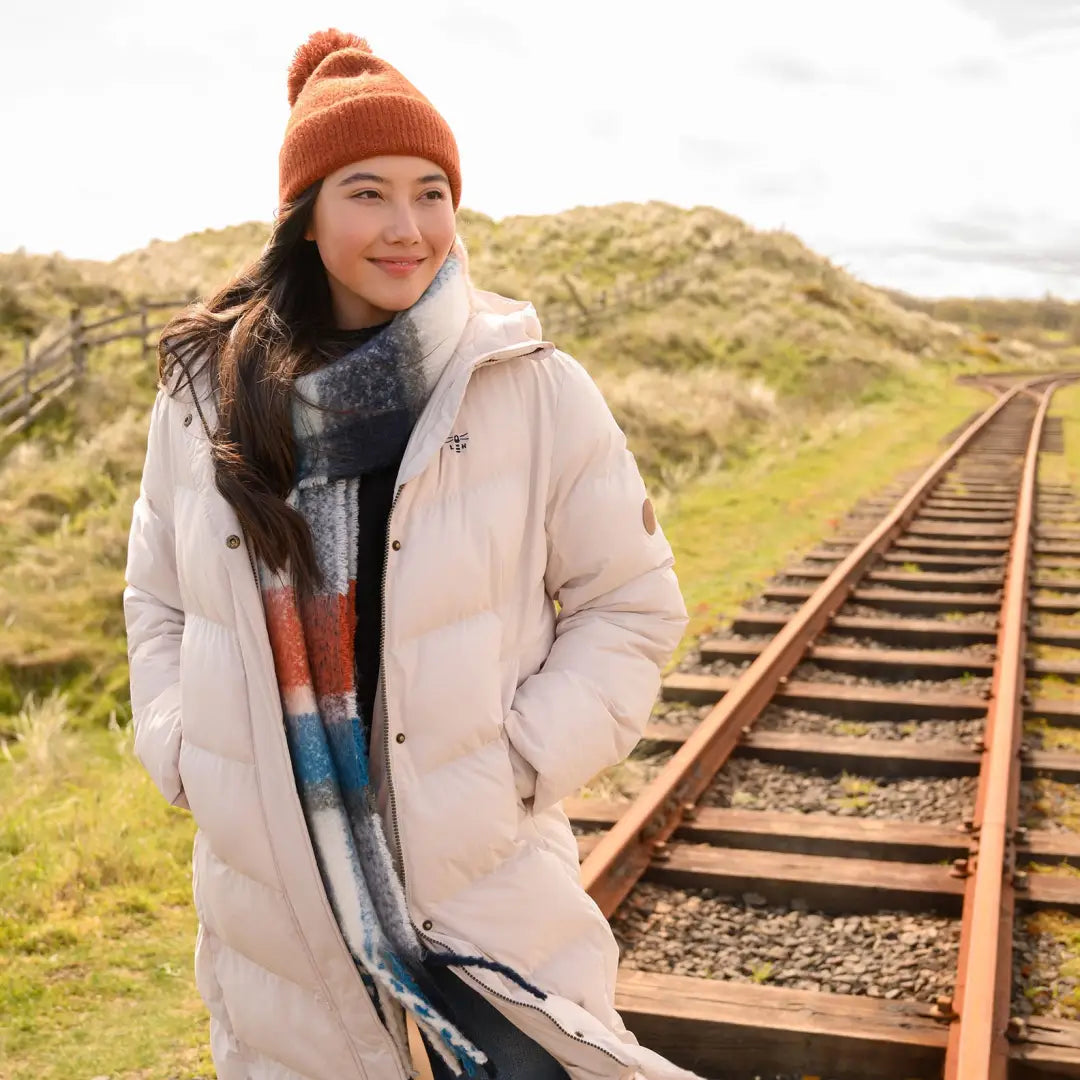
[257,244,489,1077]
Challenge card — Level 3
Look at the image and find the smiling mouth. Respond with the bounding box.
[369,257,426,277]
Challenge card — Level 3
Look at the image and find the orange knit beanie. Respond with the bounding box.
[278,29,461,210]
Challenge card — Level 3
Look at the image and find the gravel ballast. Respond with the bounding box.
[789,661,992,698]
[753,703,985,745]
[613,883,959,1001]
[817,633,998,661]
[703,757,977,823]
[841,602,1000,628]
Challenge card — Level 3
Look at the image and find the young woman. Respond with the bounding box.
[124,28,695,1080]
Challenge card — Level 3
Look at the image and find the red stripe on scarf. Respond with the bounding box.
[301,583,357,699]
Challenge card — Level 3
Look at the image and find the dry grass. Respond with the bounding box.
[1025,717,1080,753]
[1023,779,1080,832]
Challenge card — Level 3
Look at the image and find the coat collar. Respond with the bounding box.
[460,286,548,369]
[390,287,553,490]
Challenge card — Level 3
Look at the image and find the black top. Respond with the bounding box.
[354,462,399,727]
[314,321,400,729]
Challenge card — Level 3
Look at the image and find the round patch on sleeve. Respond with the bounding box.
[642,498,657,535]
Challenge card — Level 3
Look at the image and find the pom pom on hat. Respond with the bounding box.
[287,29,372,108]
[278,27,461,209]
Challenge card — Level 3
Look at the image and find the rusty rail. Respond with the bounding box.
[582,384,1033,916]
[945,382,1059,1079]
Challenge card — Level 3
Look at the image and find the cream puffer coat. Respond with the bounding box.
[123,285,694,1080]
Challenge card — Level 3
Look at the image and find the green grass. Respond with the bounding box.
[659,368,987,656]
[834,721,870,737]
[749,962,774,984]
[0,704,209,1080]
[1028,675,1080,702]
[1022,910,1080,1018]
[1042,381,1080,492]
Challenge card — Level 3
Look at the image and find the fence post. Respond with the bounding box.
[561,274,591,320]
[139,298,150,365]
[22,336,31,410]
[70,307,85,375]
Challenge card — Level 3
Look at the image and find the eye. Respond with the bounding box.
[350,189,380,200]
[421,190,447,201]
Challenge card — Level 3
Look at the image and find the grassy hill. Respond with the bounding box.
[0,200,1062,726]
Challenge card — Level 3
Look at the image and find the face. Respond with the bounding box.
[305,155,457,330]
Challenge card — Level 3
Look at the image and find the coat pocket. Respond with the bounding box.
[501,722,537,807]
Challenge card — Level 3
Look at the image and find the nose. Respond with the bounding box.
[384,199,423,245]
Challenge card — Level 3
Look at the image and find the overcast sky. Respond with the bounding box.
[3,0,1079,299]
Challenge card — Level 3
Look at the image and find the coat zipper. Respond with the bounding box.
[416,928,630,1069]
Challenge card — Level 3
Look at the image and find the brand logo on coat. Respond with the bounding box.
[445,432,469,453]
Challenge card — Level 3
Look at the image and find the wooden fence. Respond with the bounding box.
[0,296,194,438]
[543,265,690,336]
[0,261,698,440]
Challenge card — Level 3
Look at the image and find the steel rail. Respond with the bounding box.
[946,382,1060,1080]
[582,384,1030,917]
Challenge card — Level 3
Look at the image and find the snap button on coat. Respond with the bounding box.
[642,498,657,536]
[395,732,406,744]
[225,534,241,549]
[183,413,193,426]
[391,539,401,551]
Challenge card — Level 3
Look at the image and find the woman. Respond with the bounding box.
[124,27,694,1080]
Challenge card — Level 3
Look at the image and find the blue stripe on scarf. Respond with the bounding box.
[286,713,335,786]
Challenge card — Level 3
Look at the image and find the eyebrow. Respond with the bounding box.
[336,171,449,187]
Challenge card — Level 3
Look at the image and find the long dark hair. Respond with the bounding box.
[157,181,341,596]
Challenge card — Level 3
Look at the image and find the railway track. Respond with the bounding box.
[569,379,1080,1080]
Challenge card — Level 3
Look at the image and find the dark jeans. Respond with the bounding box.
[422,964,570,1080]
